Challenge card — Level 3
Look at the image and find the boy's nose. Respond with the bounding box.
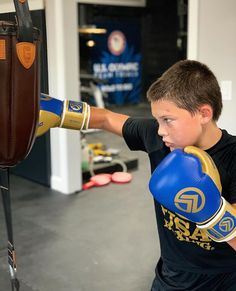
[158,124,167,137]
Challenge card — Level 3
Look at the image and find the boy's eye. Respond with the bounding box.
[164,118,172,123]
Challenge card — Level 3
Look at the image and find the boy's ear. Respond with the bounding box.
[198,104,213,124]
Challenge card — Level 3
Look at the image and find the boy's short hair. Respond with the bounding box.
[147,60,222,121]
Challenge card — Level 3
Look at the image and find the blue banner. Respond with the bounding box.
[91,22,142,105]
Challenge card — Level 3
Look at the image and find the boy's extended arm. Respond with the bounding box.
[37,95,130,137]
[89,107,130,136]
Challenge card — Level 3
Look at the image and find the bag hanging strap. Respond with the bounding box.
[13,0,33,42]
[0,168,20,291]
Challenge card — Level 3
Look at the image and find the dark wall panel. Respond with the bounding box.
[79,0,187,101]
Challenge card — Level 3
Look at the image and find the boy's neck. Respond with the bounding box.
[198,123,222,150]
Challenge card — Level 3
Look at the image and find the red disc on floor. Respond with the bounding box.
[111,172,132,184]
[83,174,111,190]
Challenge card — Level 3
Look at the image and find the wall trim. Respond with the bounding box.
[187,0,199,60]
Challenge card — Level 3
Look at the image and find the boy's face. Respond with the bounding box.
[151,100,204,151]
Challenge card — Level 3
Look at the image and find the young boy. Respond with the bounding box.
[39,60,236,290]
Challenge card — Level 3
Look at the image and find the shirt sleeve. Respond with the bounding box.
[122,117,164,153]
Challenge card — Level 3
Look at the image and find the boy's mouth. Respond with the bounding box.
[164,142,176,151]
[163,140,173,147]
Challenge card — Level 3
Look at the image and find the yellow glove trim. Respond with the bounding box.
[60,100,89,130]
[84,104,91,130]
[184,146,222,192]
[37,111,61,137]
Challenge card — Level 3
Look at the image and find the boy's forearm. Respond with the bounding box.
[89,106,129,136]
[88,107,108,129]
[37,94,129,137]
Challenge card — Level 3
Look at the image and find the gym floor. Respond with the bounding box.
[0,103,160,291]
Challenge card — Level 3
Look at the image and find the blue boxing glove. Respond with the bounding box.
[37,93,90,137]
[149,146,236,242]
[37,93,63,136]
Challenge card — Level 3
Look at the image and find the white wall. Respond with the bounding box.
[188,0,236,135]
[45,0,82,194]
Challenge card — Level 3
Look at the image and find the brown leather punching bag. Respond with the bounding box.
[0,0,40,167]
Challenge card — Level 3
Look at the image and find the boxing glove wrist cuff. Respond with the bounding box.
[197,197,236,242]
[60,100,90,130]
[84,104,90,130]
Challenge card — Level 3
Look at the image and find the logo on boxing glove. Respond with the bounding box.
[68,101,83,113]
[174,187,206,213]
[219,215,235,232]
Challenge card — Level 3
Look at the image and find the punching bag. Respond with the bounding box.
[0,1,40,290]
[0,0,40,167]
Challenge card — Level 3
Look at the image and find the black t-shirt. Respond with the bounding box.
[122,117,236,274]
